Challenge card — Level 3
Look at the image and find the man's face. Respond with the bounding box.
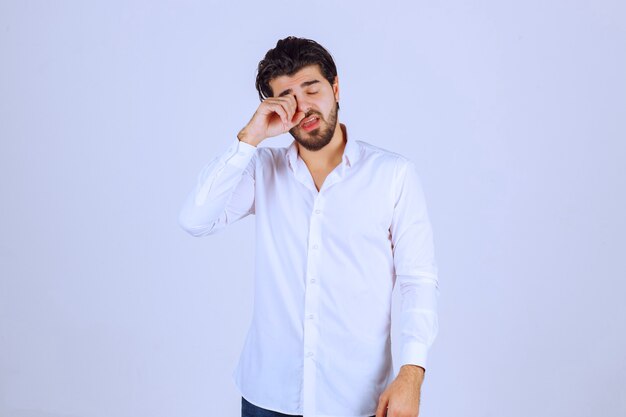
[269,64,340,152]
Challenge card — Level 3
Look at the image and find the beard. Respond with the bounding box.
[288,101,339,152]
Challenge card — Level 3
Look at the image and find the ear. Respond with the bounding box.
[332,75,340,102]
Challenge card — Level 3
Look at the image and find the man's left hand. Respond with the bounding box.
[375,364,425,417]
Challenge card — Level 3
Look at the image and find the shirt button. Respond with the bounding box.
[313,244,318,249]
[315,209,321,214]
[306,352,314,358]
[310,278,316,283]
[307,314,314,319]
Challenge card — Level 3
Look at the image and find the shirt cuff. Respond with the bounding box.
[399,341,429,371]
[224,137,257,169]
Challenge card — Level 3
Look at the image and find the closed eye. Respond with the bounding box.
[308,91,319,95]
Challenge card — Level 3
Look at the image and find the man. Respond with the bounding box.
[179,36,439,417]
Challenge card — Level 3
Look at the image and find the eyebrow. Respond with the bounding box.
[277,80,321,97]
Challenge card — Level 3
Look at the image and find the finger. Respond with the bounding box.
[375,395,388,417]
[291,110,306,126]
[275,95,297,122]
[265,97,295,122]
[265,102,289,126]
[284,94,297,119]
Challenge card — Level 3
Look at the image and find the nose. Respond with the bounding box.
[294,94,311,114]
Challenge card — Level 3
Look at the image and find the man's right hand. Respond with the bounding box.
[237,95,306,147]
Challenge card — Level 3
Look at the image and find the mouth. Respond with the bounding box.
[300,115,320,132]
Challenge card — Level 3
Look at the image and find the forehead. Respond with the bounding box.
[269,64,325,95]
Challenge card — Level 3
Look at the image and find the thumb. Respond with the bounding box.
[375,394,388,417]
[291,111,306,126]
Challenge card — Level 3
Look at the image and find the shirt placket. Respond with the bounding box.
[302,192,323,417]
[299,161,346,417]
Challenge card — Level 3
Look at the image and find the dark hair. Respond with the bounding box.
[255,36,339,108]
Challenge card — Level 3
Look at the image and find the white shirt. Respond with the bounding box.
[178,125,439,417]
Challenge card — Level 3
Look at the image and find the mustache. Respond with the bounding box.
[289,110,324,134]
[302,110,322,121]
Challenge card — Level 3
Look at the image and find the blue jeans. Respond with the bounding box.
[241,397,301,417]
[241,396,376,417]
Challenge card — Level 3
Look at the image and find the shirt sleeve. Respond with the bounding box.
[178,137,258,237]
[389,157,440,373]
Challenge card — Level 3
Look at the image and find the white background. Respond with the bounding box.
[1,1,625,416]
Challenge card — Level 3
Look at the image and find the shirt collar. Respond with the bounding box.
[285,123,361,170]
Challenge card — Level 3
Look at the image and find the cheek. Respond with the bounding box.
[321,100,335,117]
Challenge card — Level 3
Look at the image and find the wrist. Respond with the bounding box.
[237,129,262,146]
[400,364,426,379]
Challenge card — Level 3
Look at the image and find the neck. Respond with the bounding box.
[297,122,347,170]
